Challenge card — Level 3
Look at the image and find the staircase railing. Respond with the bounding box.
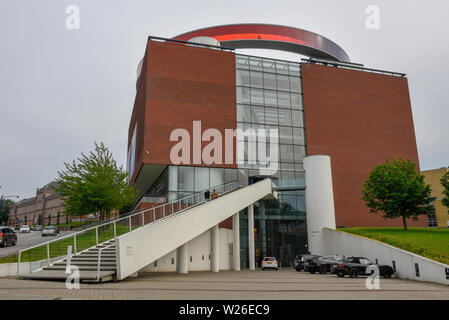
[17,180,240,275]
[97,242,116,282]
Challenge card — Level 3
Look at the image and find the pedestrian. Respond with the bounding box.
[204,189,211,202]
[211,189,218,200]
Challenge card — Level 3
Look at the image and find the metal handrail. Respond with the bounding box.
[97,242,116,282]
[17,180,240,275]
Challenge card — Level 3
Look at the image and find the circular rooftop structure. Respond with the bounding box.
[172,23,350,62]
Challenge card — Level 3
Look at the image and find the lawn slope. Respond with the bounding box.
[338,227,449,265]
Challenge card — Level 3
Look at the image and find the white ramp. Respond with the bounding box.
[116,179,275,280]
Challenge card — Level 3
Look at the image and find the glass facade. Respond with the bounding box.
[236,54,308,268]
[142,53,309,269]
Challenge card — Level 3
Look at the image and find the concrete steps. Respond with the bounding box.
[20,241,117,282]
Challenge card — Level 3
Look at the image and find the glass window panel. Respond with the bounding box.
[294,163,304,171]
[237,104,251,122]
[265,125,279,144]
[249,57,263,71]
[265,107,278,125]
[236,87,250,104]
[167,191,178,202]
[264,90,277,106]
[168,166,178,191]
[295,171,306,187]
[278,91,290,108]
[224,168,238,183]
[292,128,305,145]
[178,166,194,192]
[194,167,209,192]
[262,58,276,73]
[291,93,302,110]
[292,110,304,127]
[281,171,296,186]
[263,73,276,90]
[280,145,294,162]
[236,55,249,69]
[236,69,250,87]
[250,71,263,88]
[289,77,300,93]
[238,169,249,186]
[294,145,306,162]
[210,168,224,188]
[275,60,289,74]
[278,108,292,126]
[289,63,300,76]
[251,106,265,124]
[250,88,264,105]
[276,74,290,92]
[281,162,295,171]
[279,126,293,144]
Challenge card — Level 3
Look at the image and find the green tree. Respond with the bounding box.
[48,214,51,225]
[440,171,449,212]
[0,199,14,225]
[362,158,435,231]
[54,142,136,225]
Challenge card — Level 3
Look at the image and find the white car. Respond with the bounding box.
[262,257,278,270]
[20,225,31,233]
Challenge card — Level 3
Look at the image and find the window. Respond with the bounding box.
[237,104,251,122]
[264,90,277,106]
[289,77,301,93]
[265,108,278,125]
[236,87,250,104]
[263,73,276,90]
[291,93,302,110]
[250,71,263,88]
[359,258,372,265]
[251,106,265,124]
[278,91,290,108]
[292,110,303,127]
[236,69,250,87]
[250,88,264,105]
[278,109,292,126]
[279,127,293,144]
[276,74,290,92]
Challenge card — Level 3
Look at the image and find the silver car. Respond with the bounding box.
[20,225,31,233]
[42,226,59,237]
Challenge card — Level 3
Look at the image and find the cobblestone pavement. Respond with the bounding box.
[0,269,448,300]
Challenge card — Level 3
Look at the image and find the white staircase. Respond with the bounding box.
[18,179,276,282]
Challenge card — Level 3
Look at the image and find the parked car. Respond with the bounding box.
[42,226,59,237]
[34,225,43,231]
[331,256,395,278]
[0,226,17,247]
[20,225,31,233]
[262,257,279,271]
[305,255,344,274]
[294,254,318,272]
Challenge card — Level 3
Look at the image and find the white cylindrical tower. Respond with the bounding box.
[187,36,221,49]
[304,155,336,255]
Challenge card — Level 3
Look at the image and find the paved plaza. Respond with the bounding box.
[0,269,448,300]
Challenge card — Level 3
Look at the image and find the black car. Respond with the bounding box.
[305,255,344,274]
[293,254,317,272]
[331,256,395,278]
[0,226,18,247]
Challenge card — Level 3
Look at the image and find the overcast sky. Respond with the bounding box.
[1,0,448,200]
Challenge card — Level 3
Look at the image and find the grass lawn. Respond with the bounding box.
[0,224,135,264]
[338,227,449,265]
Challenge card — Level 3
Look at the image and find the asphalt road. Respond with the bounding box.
[0,230,75,258]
